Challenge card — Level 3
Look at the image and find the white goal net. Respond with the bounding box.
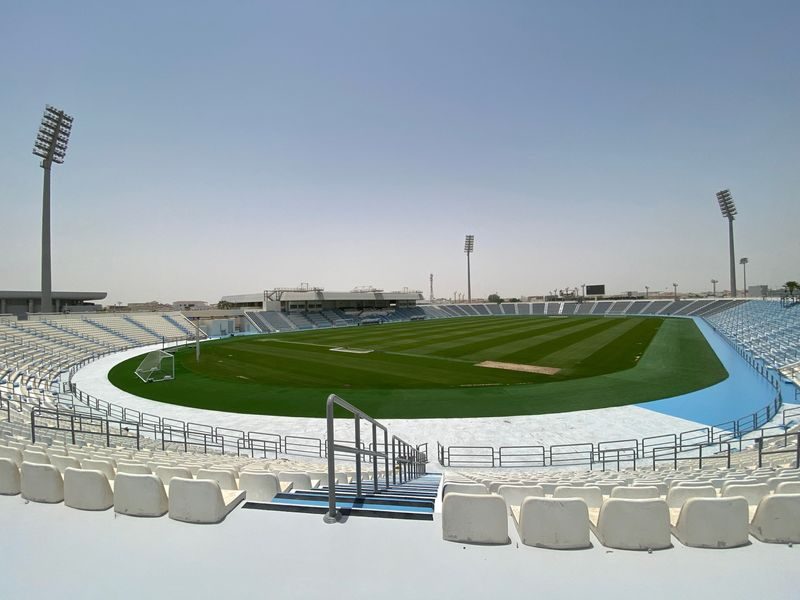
[134,350,175,383]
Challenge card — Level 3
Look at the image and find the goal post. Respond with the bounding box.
[134,350,175,383]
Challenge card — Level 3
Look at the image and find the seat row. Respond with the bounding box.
[442,491,800,550]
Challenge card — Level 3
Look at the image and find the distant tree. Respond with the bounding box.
[217,300,234,309]
[508,297,520,303]
[487,293,502,303]
[786,281,799,297]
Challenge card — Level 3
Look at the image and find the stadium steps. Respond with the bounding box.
[86,319,137,346]
[123,315,161,340]
[163,314,195,336]
[242,473,441,520]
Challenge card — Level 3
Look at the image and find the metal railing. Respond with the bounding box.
[437,392,791,469]
[323,394,426,523]
[324,394,390,523]
[756,432,800,468]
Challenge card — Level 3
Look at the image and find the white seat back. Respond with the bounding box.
[722,483,769,505]
[81,459,115,481]
[239,472,281,502]
[518,497,590,549]
[749,494,800,543]
[0,457,21,495]
[673,497,749,548]
[553,485,603,508]
[64,468,114,511]
[611,486,660,499]
[595,498,671,550]
[20,461,64,503]
[497,485,544,511]
[155,466,193,485]
[442,493,509,545]
[277,472,313,491]
[168,478,243,524]
[196,469,238,490]
[0,447,23,467]
[113,473,168,517]
[666,485,716,509]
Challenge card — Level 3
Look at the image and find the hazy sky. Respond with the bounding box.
[2,1,798,305]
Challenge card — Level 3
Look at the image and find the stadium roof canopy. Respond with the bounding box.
[0,290,106,317]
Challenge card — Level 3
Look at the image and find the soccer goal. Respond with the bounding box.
[134,350,175,383]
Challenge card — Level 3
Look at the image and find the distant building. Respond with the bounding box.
[221,288,423,313]
[173,300,209,311]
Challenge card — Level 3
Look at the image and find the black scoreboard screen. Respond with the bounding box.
[586,284,605,296]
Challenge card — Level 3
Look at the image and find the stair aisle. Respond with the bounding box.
[243,473,441,520]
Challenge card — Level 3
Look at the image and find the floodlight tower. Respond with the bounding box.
[673,283,678,300]
[464,235,475,303]
[33,105,74,313]
[740,258,749,296]
[711,279,719,297]
[429,273,434,302]
[716,189,738,298]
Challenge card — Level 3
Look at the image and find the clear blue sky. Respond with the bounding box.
[2,1,798,304]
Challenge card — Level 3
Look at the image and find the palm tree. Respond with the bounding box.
[786,281,799,297]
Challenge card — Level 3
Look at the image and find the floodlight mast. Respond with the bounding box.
[33,105,73,313]
[740,257,749,297]
[464,235,475,303]
[716,189,737,298]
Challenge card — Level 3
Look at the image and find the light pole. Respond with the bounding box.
[581,283,586,298]
[33,105,74,314]
[464,235,474,303]
[673,283,678,300]
[716,189,738,298]
[645,285,649,298]
[711,279,718,297]
[740,258,749,296]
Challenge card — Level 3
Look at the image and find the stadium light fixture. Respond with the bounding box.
[464,235,475,303]
[740,257,749,297]
[716,189,738,298]
[711,279,719,297]
[644,285,649,298]
[672,283,678,300]
[33,105,74,313]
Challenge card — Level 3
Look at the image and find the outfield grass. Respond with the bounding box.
[108,316,728,418]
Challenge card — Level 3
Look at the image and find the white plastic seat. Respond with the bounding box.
[155,466,193,485]
[0,457,20,495]
[116,462,152,475]
[196,468,238,490]
[278,472,313,491]
[749,493,800,543]
[442,492,509,545]
[632,481,668,495]
[81,459,115,481]
[592,498,672,550]
[775,481,800,494]
[168,477,246,524]
[497,485,544,512]
[114,473,169,517]
[0,446,23,467]
[611,486,661,499]
[238,471,281,502]
[722,483,769,506]
[442,482,487,497]
[553,485,603,508]
[666,485,717,509]
[595,481,625,495]
[20,461,64,503]
[766,476,800,492]
[672,497,749,548]
[64,468,114,511]
[515,497,591,549]
[50,454,82,474]
[22,449,50,464]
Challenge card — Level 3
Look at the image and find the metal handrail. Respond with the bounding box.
[324,394,391,523]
